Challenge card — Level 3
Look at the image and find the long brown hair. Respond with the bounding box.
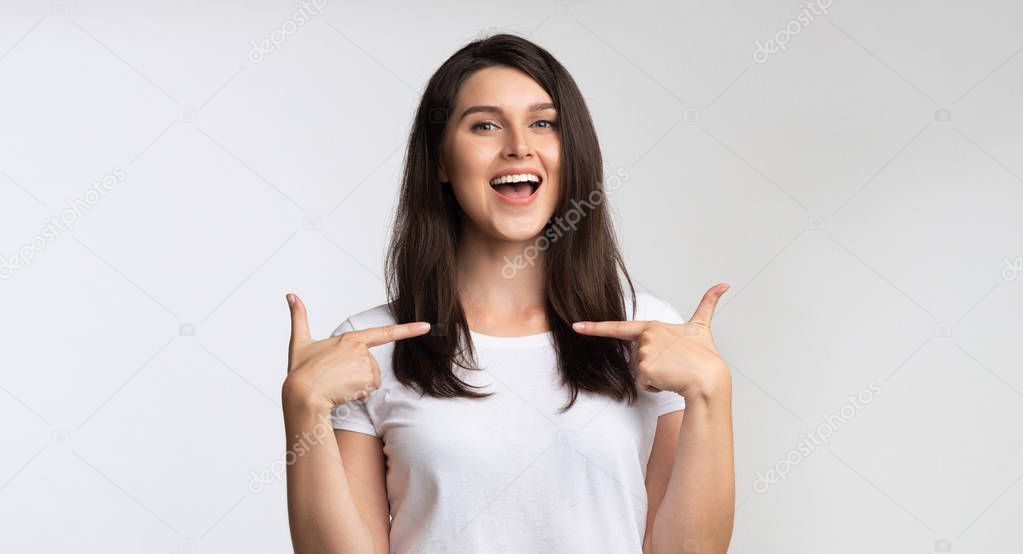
[385,33,638,413]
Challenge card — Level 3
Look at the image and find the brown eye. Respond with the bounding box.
[471,121,498,131]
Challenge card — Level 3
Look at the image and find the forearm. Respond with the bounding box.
[283,397,377,554]
[651,377,735,553]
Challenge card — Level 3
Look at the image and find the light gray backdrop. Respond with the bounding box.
[1,0,1021,552]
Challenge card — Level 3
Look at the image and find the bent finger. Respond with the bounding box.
[287,293,311,344]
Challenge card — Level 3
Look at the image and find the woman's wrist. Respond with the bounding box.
[681,365,732,404]
[282,376,333,417]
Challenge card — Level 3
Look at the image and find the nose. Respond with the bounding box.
[502,127,532,159]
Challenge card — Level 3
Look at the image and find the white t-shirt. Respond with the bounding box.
[330,290,686,553]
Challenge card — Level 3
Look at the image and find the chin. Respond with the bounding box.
[488,218,552,243]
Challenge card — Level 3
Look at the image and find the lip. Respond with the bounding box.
[489,167,544,206]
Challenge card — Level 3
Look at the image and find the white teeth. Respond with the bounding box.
[489,173,541,186]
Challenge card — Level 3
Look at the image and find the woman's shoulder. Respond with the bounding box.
[329,302,396,337]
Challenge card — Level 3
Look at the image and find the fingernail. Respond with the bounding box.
[572,322,586,331]
[417,322,431,332]
[286,293,295,307]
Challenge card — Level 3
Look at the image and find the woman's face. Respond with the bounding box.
[439,66,561,242]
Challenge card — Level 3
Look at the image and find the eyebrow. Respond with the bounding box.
[459,102,556,121]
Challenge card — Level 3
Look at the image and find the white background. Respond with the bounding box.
[1,0,1021,552]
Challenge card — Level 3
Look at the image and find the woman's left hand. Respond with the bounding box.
[571,284,731,398]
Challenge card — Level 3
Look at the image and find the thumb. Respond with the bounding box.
[287,293,311,344]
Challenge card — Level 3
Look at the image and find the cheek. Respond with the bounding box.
[539,139,560,170]
[445,139,493,205]
[445,134,493,178]
[532,142,560,191]
[541,141,561,174]
[450,180,487,216]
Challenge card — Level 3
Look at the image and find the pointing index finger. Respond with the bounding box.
[348,322,432,347]
[572,320,649,339]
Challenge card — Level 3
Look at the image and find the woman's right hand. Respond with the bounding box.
[282,293,431,412]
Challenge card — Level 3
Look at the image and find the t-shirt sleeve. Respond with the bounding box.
[655,391,685,416]
[649,294,687,415]
[328,318,380,437]
[331,401,378,436]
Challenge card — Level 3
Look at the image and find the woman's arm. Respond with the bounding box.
[575,285,736,552]
[282,294,425,553]
[642,410,683,553]
[648,377,735,554]
[283,394,389,554]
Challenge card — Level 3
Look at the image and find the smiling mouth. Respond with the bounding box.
[489,174,542,199]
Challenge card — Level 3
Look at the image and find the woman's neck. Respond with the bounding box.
[455,224,548,335]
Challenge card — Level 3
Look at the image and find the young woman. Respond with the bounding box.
[282,34,735,553]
